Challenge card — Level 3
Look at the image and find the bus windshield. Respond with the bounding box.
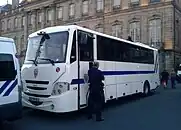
[0,54,16,81]
[25,31,69,64]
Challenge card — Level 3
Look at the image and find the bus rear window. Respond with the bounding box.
[0,54,17,81]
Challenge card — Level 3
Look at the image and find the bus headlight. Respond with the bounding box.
[51,82,70,96]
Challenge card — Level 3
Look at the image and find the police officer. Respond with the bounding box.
[87,61,105,122]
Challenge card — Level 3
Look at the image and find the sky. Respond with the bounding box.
[0,0,22,6]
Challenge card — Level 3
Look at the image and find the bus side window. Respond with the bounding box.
[70,31,76,63]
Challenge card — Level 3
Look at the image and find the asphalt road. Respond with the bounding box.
[2,83,181,130]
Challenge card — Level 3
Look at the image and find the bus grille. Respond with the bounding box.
[29,100,43,106]
[27,86,47,90]
[25,80,49,85]
[24,92,50,98]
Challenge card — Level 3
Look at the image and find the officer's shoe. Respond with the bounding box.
[96,118,104,122]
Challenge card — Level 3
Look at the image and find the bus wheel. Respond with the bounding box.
[143,81,150,96]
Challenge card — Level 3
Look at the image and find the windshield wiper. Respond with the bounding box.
[38,58,55,66]
[28,60,37,66]
[34,31,50,65]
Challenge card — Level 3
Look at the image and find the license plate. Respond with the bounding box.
[29,97,40,102]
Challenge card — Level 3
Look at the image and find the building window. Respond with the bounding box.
[15,18,18,28]
[7,19,11,30]
[129,21,140,42]
[130,0,140,6]
[47,9,53,21]
[28,14,32,26]
[69,4,75,17]
[82,0,89,15]
[38,12,42,23]
[112,24,122,38]
[149,19,161,44]
[30,14,34,25]
[97,0,103,11]
[176,20,179,46]
[22,16,25,27]
[150,0,160,3]
[113,0,120,8]
[1,21,5,31]
[57,7,63,19]
[131,0,139,2]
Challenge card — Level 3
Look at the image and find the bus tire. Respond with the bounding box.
[143,81,150,96]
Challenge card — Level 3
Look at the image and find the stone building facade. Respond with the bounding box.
[0,0,181,72]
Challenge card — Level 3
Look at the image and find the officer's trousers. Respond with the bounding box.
[87,91,104,119]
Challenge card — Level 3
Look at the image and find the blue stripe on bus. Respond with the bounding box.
[0,80,12,94]
[70,70,155,85]
[103,70,155,75]
[3,79,18,97]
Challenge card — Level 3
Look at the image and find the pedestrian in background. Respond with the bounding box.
[161,70,169,88]
[87,61,105,122]
[170,68,176,89]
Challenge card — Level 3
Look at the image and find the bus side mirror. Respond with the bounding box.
[70,56,76,63]
[71,56,76,59]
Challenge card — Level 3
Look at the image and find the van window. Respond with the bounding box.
[0,54,17,81]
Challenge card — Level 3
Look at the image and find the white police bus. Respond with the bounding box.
[21,25,160,113]
[0,37,22,123]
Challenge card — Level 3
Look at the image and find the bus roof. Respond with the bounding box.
[0,37,14,43]
[29,25,157,51]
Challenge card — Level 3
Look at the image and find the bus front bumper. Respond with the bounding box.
[22,91,78,113]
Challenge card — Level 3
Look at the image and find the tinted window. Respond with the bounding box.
[97,35,154,64]
[78,31,94,61]
[0,54,16,81]
[70,31,77,63]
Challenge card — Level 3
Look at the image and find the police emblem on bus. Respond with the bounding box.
[34,68,38,78]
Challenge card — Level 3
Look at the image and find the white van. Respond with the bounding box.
[0,37,22,122]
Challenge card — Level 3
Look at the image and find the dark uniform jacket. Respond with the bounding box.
[88,67,105,96]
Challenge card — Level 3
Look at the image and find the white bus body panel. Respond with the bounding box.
[21,25,160,113]
[21,63,79,112]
